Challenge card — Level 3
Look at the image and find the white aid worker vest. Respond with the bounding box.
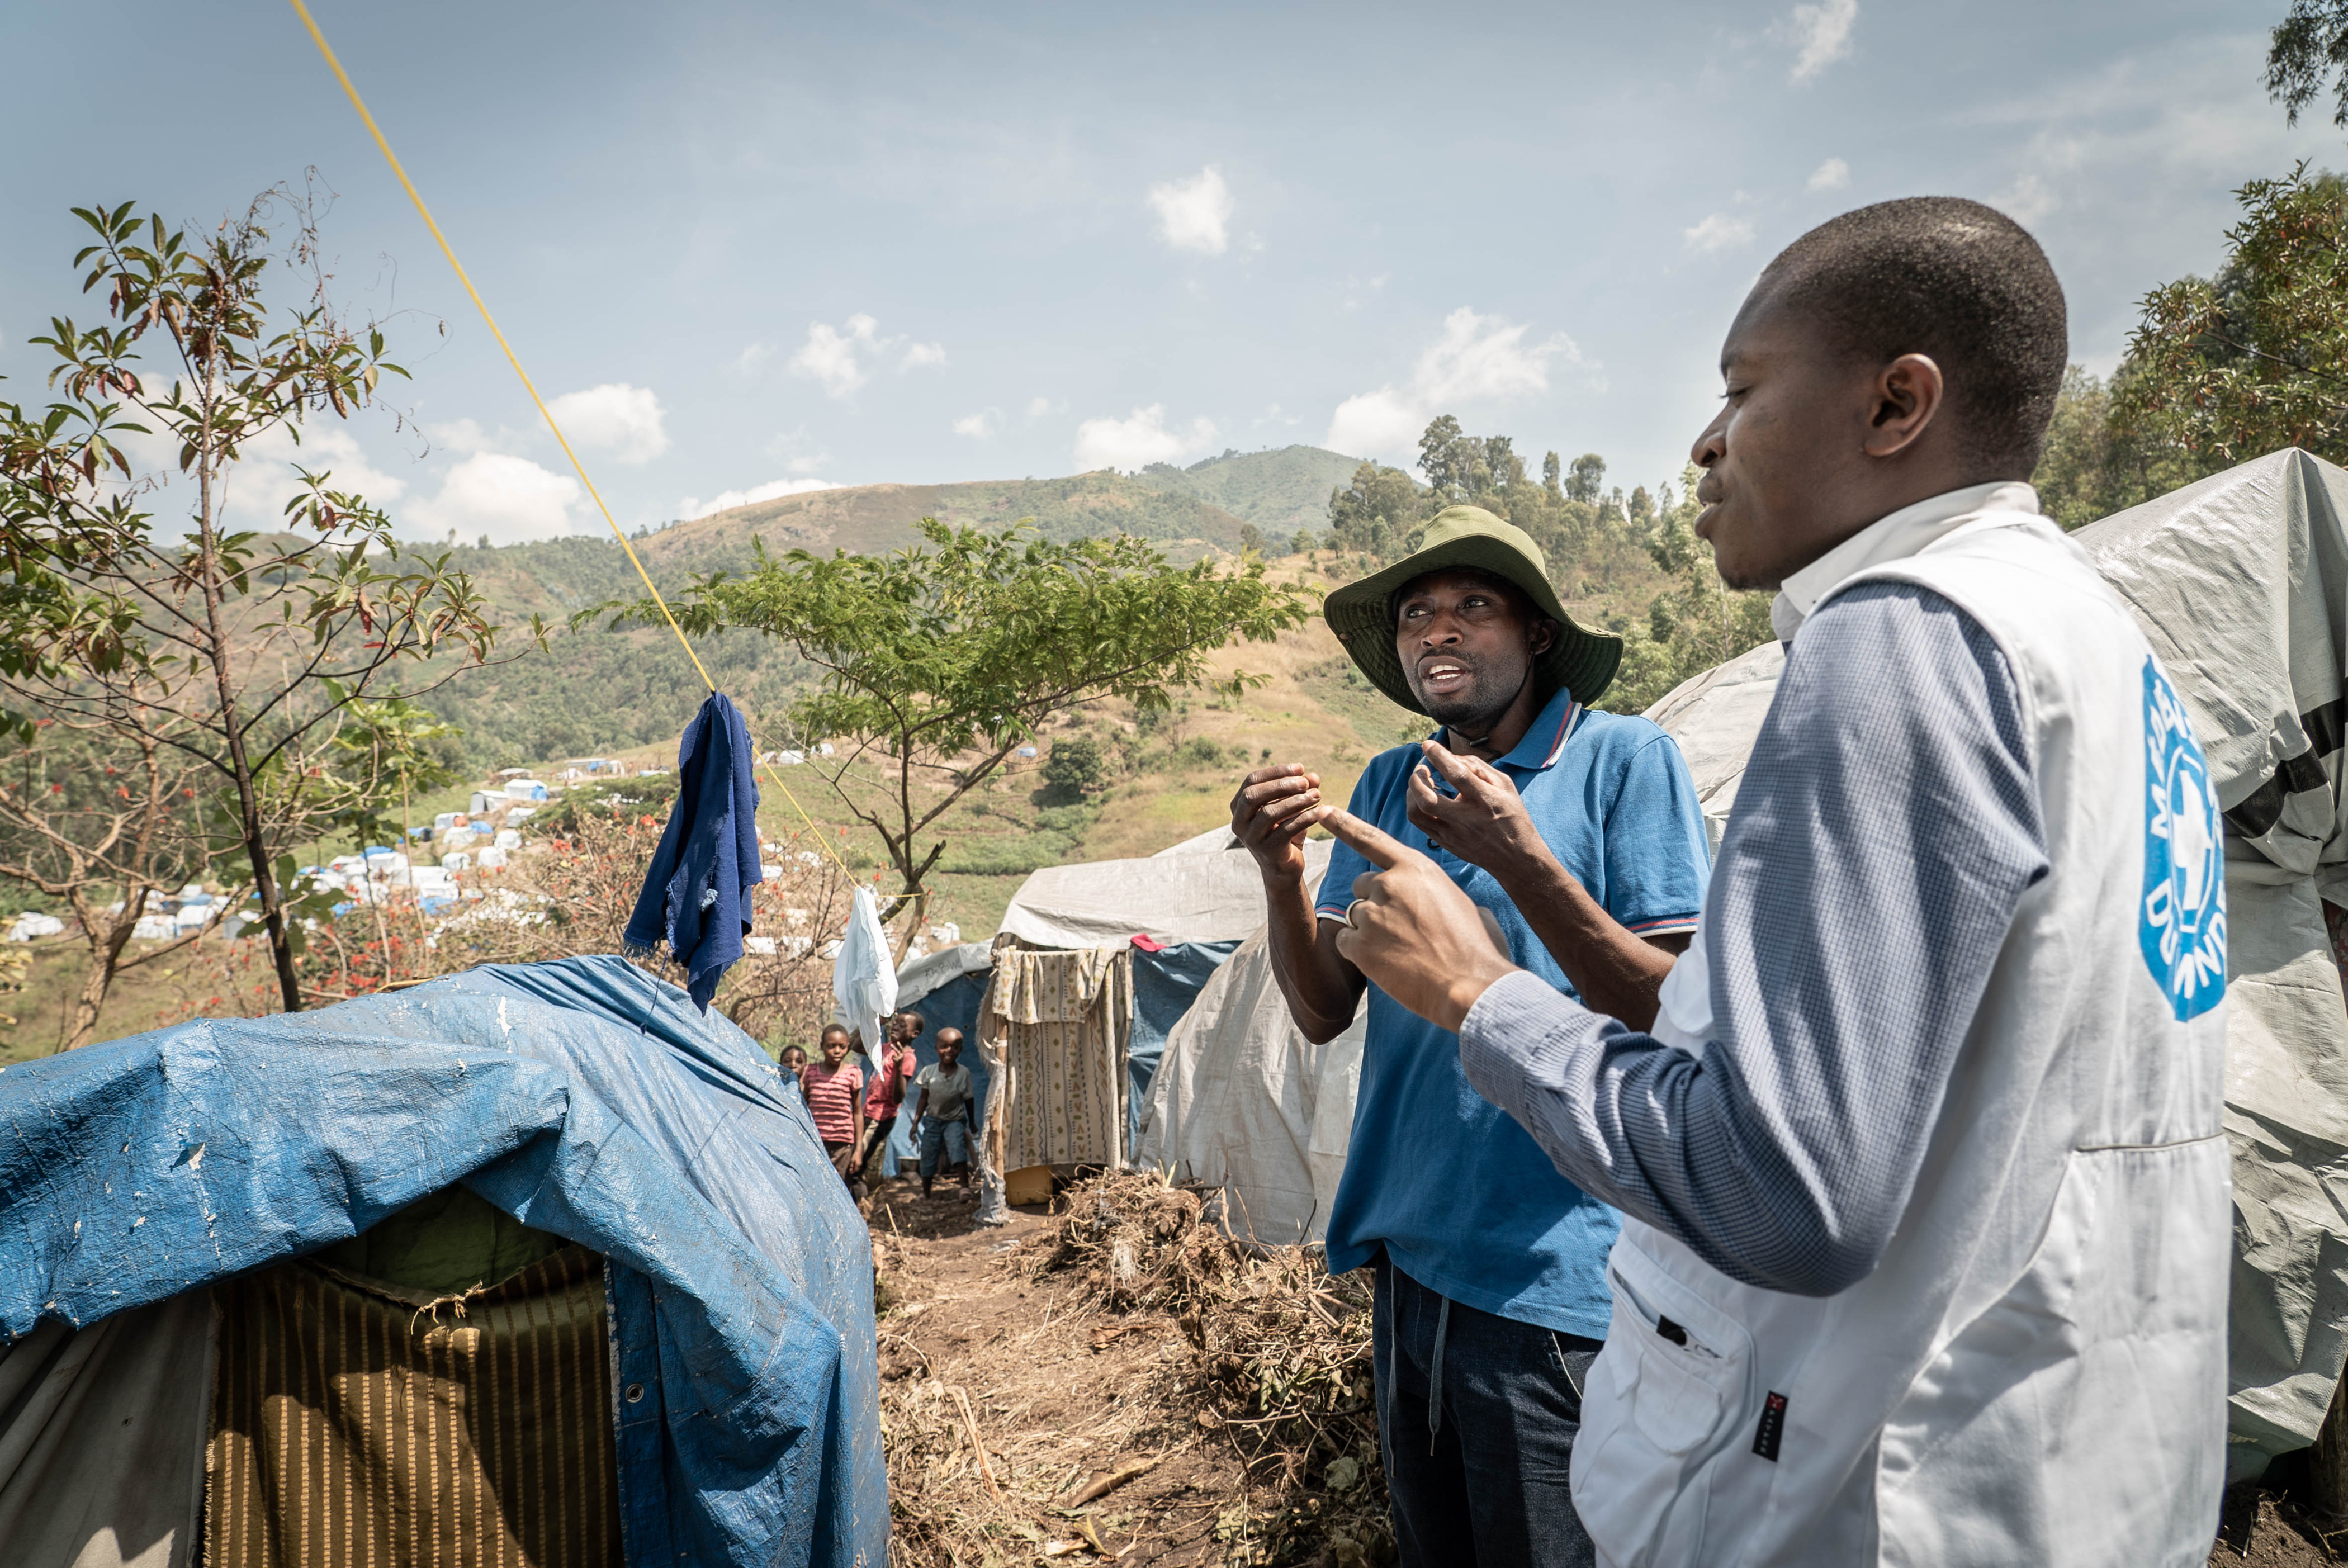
[1570,509,2232,1567]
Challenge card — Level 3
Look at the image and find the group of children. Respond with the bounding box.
[779,1008,977,1200]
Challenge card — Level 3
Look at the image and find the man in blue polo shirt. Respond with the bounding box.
[1230,505,1710,1566]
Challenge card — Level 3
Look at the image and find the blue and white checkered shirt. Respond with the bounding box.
[1457,581,2051,1297]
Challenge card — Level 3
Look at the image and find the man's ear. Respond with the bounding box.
[1529,617,1559,658]
[1864,353,1945,459]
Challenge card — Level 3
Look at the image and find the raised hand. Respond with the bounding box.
[1231,762,1329,882]
[1324,808,1520,1034]
[1407,740,1555,883]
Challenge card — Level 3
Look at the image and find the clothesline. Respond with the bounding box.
[286,0,856,883]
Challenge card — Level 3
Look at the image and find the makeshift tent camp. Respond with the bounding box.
[879,830,1325,1214]
[0,955,886,1568]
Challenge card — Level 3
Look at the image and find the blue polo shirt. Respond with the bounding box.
[1317,686,1710,1337]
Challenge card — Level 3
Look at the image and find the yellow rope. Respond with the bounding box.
[287,0,856,880]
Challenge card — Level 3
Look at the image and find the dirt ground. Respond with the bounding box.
[864,1169,2339,1568]
[868,1170,1385,1567]
[2212,1479,2348,1566]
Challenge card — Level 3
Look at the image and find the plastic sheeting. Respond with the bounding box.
[998,840,1333,949]
[0,956,886,1567]
[1641,640,1789,856]
[1134,849,1358,1245]
[1134,922,1366,1247]
[2075,450,2348,1475]
[833,884,898,1053]
[1128,941,1241,1150]
[0,1288,212,1568]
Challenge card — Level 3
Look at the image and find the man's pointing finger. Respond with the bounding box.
[1322,807,1421,872]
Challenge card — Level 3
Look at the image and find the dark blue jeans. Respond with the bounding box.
[1372,1257,1601,1568]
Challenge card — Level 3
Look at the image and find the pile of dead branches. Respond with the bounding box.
[1041,1171,1393,1567]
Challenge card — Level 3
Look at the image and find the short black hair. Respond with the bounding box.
[1757,197,2067,471]
[898,1010,926,1034]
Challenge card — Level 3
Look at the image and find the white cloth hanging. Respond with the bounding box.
[832,885,898,1054]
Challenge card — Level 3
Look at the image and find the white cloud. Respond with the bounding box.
[214,425,411,529]
[1148,165,1235,255]
[1072,405,1218,471]
[1995,172,2060,224]
[425,417,494,455]
[1325,307,1583,462]
[1326,389,1425,462]
[545,382,670,466]
[954,409,1000,439]
[785,453,828,475]
[1807,157,1851,192]
[1779,0,1858,83]
[406,453,582,545]
[1683,212,1758,254]
[677,477,841,521]
[787,315,944,400]
[1026,396,1061,422]
[736,341,775,375]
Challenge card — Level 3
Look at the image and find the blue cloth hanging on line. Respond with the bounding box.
[624,690,762,1010]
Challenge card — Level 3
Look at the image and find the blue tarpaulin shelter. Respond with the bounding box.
[0,955,886,1567]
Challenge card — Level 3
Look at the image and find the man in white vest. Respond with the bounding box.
[1317,197,2231,1566]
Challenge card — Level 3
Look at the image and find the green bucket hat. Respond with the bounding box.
[1324,505,1621,715]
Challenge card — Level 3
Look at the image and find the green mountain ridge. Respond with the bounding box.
[416,446,1370,764]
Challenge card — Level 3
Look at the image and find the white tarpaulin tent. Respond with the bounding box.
[1133,854,1365,1246]
[996,836,1332,949]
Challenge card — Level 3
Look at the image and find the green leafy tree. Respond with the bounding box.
[0,190,531,1013]
[2269,1,2348,126]
[1237,522,1268,556]
[2112,163,2348,474]
[1595,468,1776,714]
[1328,461,1431,559]
[1041,735,1109,802]
[0,712,238,1049]
[600,519,1313,930]
[1541,450,1563,498]
[1566,453,1607,505]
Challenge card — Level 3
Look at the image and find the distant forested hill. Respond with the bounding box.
[1135,446,1367,534]
[413,465,1295,764]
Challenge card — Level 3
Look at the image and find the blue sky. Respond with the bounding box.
[1,0,2336,544]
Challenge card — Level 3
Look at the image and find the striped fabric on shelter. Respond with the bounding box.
[204,1243,620,1567]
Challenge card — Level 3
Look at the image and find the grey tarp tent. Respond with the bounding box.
[2075,450,2348,1476]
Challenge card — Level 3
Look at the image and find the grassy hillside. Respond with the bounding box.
[1135,446,1368,534]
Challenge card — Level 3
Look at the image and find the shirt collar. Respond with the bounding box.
[1771,481,2040,642]
[1431,684,1582,774]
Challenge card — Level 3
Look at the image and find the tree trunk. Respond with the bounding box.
[60,889,143,1051]
[192,349,300,1015]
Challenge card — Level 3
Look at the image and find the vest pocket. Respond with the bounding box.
[1571,1234,1758,1567]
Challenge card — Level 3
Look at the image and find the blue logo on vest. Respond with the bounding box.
[2141,658,2226,1020]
